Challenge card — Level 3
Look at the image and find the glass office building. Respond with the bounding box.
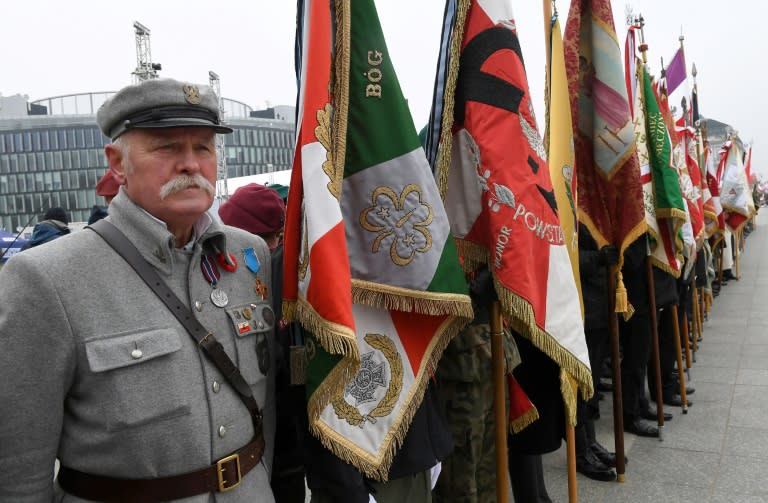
[0,92,295,233]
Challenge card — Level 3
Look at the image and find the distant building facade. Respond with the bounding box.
[0,92,295,232]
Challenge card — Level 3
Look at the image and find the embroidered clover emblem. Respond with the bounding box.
[360,183,433,266]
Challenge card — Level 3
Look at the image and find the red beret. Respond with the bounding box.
[95,170,120,198]
[218,183,286,236]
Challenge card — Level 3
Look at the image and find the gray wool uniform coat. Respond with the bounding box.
[0,190,276,503]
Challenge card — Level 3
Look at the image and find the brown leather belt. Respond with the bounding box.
[57,435,264,503]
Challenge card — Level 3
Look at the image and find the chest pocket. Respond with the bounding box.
[225,301,274,384]
[84,328,191,431]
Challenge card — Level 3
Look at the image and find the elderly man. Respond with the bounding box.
[0,78,276,502]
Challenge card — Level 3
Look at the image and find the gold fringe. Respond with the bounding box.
[433,0,472,201]
[351,279,473,318]
[308,314,469,480]
[649,257,682,279]
[494,276,594,408]
[332,0,350,204]
[295,298,360,360]
[509,406,540,434]
[282,299,297,323]
[655,208,688,221]
[306,349,360,435]
[454,239,488,273]
[560,370,580,426]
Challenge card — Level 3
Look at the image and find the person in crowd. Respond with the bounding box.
[220,182,308,503]
[88,170,121,224]
[575,224,620,481]
[646,266,682,415]
[20,206,71,250]
[219,183,286,252]
[433,266,520,503]
[619,235,660,437]
[0,78,277,503]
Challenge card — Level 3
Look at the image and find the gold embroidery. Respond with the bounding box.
[359,183,433,266]
[332,333,403,426]
[315,104,341,200]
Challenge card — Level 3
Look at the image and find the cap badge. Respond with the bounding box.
[182,85,202,105]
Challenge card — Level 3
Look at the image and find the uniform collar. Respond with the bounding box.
[105,188,227,275]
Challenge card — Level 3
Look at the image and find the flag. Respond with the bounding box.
[430,0,593,417]
[704,142,725,233]
[285,0,472,478]
[545,10,586,424]
[700,144,718,237]
[720,139,756,232]
[745,144,755,185]
[284,0,357,372]
[564,0,647,312]
[656,82,696,260]
[665,47,687,95]
[678,120,706,243]
[625,45,683,277]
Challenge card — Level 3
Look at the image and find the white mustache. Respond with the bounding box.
[159,174,215,200]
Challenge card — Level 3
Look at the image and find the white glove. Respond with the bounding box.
[368,494,378,503]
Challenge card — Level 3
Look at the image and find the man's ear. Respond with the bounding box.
[104,143,127,185]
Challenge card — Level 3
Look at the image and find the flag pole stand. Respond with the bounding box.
[491,301,510,503]
[607,264,626,481]
[644,255,665,440]
[670,305,689,414]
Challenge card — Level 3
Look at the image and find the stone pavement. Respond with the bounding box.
[542,212,768,502]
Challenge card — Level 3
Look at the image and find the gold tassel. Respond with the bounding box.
[615,270,628,313]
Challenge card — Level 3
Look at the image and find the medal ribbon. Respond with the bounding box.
[213,244,238,273]
[200,254,221,287]
[243,247,261,274]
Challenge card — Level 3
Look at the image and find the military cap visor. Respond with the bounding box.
[97,78,233,140]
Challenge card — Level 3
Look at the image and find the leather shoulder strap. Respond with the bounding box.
[88,220,262,434]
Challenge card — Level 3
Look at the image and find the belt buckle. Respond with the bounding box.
[216,453,242,492]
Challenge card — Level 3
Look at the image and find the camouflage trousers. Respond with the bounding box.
[433,377,500,503]
[433,321,514,503]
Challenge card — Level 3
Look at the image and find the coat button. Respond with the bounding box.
[131,349,143,359]
[212,380,220,393]
[194,300,203,312]
[218,425,227,438]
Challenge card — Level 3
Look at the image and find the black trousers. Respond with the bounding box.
[647,307,678,403]
[619,312,651,419]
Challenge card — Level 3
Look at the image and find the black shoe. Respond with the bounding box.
[672,379,695,395]
[642,406,673,421]
[589,441,627,468]
[597,377,613,392]
[663,395,692,407]
[576,449,616,482]
[624,417,659,438]
[723,270,737,281]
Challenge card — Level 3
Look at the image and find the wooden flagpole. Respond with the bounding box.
[644,254,666,439]
[670,305,690,414]
[607,264,626,481]
[542,1,577,500]
[491,301,510,503]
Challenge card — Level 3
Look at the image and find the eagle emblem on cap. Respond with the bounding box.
[182,85,202,105]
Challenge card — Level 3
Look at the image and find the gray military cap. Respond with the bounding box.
[96,78,233,140]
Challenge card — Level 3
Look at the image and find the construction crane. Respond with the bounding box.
[209,71,229,199]
[132,21,162,83]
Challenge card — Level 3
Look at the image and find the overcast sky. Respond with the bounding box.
[2,0,765,174]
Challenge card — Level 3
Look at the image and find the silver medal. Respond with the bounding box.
[210,288,229,308]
